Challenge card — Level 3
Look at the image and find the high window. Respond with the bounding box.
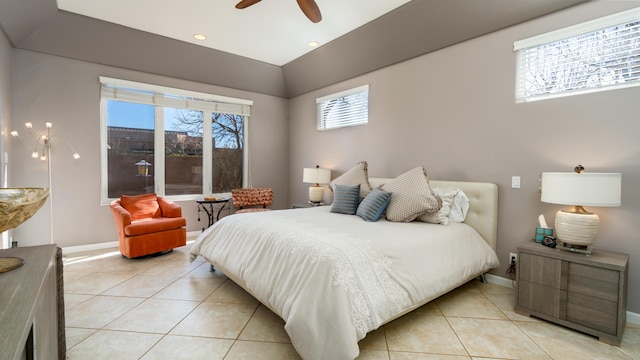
[316,85,369,130]
[514,7,640,102]
[99,77,252,204]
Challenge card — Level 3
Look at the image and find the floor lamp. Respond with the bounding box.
[11,122,80,245]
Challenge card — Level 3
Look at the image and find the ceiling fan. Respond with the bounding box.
[235,0,323,23]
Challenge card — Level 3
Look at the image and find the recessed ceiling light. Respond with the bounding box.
[307,41,320,47]
[193,34,207,40]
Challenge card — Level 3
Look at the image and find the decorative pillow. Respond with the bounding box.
[417,187,462,225]
[120,193,161,221]
[330,184,361,215]
[330,161,372,200]
[381,166,442,222]
[449,190,470,223]
[356,188,392,222]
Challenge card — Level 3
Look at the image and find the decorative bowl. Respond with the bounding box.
[0,188,50,233]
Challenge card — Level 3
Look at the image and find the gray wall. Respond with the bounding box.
[0,29,14,248]
[10,49,289,248]
[288,2,640,313]
[0,30,12,185]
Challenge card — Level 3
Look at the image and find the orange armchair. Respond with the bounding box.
[110,193,186,258]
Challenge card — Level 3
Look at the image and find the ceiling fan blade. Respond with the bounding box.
[297,0,322,23]
[236,0,262,9]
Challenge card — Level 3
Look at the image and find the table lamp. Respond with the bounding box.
[540,165,621,254]
[303,165,331,204]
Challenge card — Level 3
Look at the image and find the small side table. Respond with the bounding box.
[293,202,327,209]
[515,240,628,345]
[195,198,231,230]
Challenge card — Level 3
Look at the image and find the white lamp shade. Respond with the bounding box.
[303,167,331,185]
[541,171,621,250]
[541,172,621,207]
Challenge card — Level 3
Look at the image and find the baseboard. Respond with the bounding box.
[486,274,640,325]
[484,273,516,289]
[62,241,119,254]
[627,310,640,325]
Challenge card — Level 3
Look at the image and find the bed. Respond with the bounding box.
[189,177,500,360]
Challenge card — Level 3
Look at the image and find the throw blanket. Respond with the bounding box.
[190,207,499,359]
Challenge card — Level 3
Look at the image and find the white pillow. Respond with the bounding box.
[449,189,470,223]
[417,187,469,225]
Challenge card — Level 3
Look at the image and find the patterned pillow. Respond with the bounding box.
[356,188,392,222]
[382,166,442,222]
[330,184,361,215]
[330,161,372,200]
[416,187,461,225]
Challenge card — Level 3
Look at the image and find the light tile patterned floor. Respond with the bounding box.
[63,243,640,360]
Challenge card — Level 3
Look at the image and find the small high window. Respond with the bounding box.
[514,7,640,103]
[316,85,369,130]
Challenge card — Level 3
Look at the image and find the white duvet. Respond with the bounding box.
[190,206,499,360]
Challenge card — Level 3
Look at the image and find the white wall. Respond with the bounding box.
[11,50,289,248]
[288,2,640,313]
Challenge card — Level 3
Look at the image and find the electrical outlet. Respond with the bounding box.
[510,252,517,264]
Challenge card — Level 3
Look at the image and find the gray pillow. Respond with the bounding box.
[356,188,392,222]
[330,184,361,215]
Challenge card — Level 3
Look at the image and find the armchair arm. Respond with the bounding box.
[110,200,132,240]
[158,197,182,218]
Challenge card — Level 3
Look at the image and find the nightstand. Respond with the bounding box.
[515,241,628,345]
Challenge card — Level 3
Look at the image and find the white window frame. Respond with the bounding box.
[514,7,640,102]
[99,77,252,204]
[316,84,369,130]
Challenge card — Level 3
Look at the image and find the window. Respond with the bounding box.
[99,77,252,203]
[316,85,369,130]
[514,7,640,102]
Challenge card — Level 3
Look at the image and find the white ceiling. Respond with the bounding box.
[56,0,412,66]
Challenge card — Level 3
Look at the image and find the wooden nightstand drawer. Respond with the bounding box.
[567,263,619,302]
[517,280,565,318]
[567,291,618,334]
[518,252,563,288]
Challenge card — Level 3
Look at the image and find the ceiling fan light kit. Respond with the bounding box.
[236,0,322,23]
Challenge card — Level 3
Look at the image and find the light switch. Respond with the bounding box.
[512,176,521,189]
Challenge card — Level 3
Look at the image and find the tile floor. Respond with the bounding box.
[63,243,640,360]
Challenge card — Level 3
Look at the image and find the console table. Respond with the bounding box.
[0,244,65,360]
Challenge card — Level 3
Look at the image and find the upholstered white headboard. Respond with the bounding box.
[369,178,498,251]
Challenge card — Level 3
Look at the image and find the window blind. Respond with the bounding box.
[514,7,640,102]
[316,85,369,130]
[99,76,252,116]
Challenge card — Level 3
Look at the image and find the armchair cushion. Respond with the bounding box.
[120,193,161,221]
[125,217,187,236]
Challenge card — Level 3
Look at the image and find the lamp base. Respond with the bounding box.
[554,209,599,248]
[308,185,325,203]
